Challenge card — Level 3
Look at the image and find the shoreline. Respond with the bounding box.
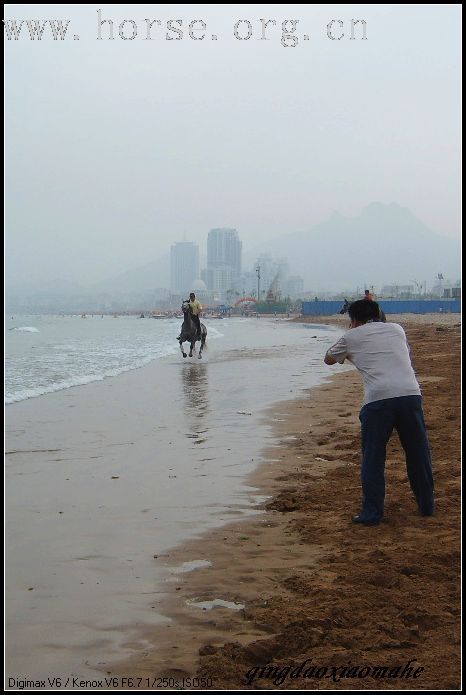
[109,314,461,689]
[6,318,346,683]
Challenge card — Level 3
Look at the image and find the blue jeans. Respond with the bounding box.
[358,395,434,523]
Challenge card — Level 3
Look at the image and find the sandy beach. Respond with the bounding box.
[5,314,460,689]
[107,314,461,690]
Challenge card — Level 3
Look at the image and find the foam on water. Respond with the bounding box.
[9,326,40,333]
[168,560,212,574]
[5,315,223,404]
[186,598,245,611]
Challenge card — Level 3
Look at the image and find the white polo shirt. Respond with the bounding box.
[326,321,421,406]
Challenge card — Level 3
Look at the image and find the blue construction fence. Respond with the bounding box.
[302,300,461,316]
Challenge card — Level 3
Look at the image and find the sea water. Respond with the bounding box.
[5,315,223,404]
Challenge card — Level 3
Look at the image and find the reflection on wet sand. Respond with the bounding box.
[180,363,209,441]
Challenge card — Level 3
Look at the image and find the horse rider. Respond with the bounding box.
[363,289,375,301]
[188,292,202,339]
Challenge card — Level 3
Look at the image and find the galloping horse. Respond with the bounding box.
[339,298,386,322]
[339,298,352,316]
[178,300,207,359]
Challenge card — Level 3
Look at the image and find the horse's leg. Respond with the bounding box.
[179,339,187,358]
[198,336,204,359]
[189,341,194,357]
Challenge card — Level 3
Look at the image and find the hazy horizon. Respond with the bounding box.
[5,4,462,287]
[6,199,456,288]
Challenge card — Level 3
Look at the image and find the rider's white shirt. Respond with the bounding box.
[326,322,421,406]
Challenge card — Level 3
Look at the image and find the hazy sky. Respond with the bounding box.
[5,4,461,286]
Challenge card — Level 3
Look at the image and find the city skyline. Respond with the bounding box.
[169,227,304,303]
[6,198,461,314]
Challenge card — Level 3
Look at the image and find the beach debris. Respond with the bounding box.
[111,476,119,479]
[186,598,245,611]
[237,411,252,415]
[315,457,329,462]
[199,645,217,656]
[266,492,299,512]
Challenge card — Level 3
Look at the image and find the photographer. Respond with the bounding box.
[324,300,434,526]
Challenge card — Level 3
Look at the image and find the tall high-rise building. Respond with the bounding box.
[170,242,199,295]
[205,228,242,296]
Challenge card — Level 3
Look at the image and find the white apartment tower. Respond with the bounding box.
[205,228,242,296]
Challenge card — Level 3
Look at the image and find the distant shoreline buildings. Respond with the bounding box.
[6,203,461,313]
[170,228,304,305]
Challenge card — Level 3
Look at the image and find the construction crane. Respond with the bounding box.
[266,272,281,303]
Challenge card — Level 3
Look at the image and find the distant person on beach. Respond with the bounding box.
[324,299,434,526]
[188,292,202,338]
[363,289,375,301]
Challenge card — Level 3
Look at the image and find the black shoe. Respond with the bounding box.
[352,514,381,526]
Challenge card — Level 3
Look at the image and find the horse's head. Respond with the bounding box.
[181,300,190,314]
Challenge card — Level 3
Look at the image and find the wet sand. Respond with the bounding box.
[5,318,347,683]
[109,314,461,690]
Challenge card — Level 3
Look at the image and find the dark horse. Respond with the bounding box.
[178,300,207,359]
[339,298,386,322]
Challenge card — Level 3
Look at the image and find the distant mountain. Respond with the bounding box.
[6,203,460,312]
[245,203,460,290]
